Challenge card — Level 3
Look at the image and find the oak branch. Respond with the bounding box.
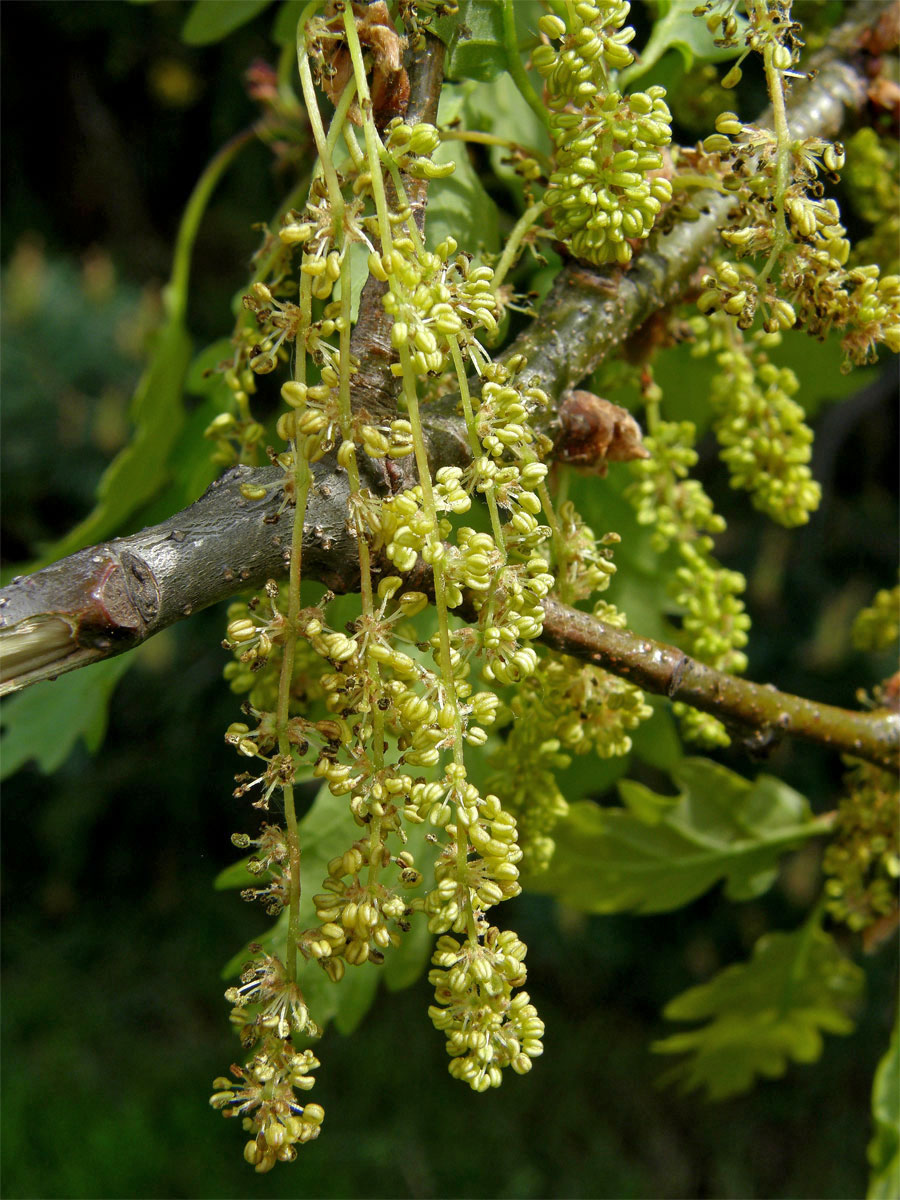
[2,13,897,773]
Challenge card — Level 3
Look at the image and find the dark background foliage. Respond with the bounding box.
[1,4,896,1198]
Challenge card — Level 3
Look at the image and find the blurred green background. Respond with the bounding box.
[1,3,897,1198]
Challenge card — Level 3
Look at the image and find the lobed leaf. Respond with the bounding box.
[653,920,864,1100]
[181,0,275,46]
[0,654,135,780]
[867,1012,900,1200]
[442,0,543,84]
[427,89,501,254]
[525,757,826,912]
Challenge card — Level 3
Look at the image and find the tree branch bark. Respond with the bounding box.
[2,10,896,775]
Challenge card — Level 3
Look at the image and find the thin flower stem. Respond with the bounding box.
[277,16,355,984]
[276,255,315,987]
[341,8,394,251]
[297,31,344,223]
[449,340,506,552]
[755,0,792,285]
[492,200,547,294]
[536,479,568,602]
[501,0,551,130]
[398,345,464,765]
[439,129,551,175]
[169,124,260,324]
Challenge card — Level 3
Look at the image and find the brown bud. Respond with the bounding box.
[554,391,649,475]
[319,2,409,130]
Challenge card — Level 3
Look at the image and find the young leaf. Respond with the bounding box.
[426,91,500,253]
[443,0,506,82]
[867,1012,900,1200]
[652,919,864,1100]
[525,758,826,911]
[0,653,135,780]
[619,0,748,87]
[272,0,306,46]
[181,0,275,46]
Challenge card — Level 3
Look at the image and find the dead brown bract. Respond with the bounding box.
[554,390,650,475]
[317,1,410,130]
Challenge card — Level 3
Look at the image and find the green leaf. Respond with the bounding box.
[619,0,748,87]
[525,758,824,912]
[653,919,864,1100]
[218,786,436,1035]
[0,654,135,780]
[272,0,305,46]
[444,0,543,82]
[457,69,553,196]
[868,1011,900,1200]
[184,337,234,397]
[427,4,464,47]
[425,89,500,254]
[444,0,506,82]
[181,0,275,46]
[629,698,683,772]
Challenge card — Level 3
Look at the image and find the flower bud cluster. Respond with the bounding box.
[223,589,330,711]
[211,1040,324,1173]
[488,652,651,870]
[376,234,501,376]
[708,331,821,526]
[224,948,318,1044]
[823,761,900,934]
[555,500,620,602]
[223,585,285,670]
[696,259,762,331]
[414,789,523,933]
[533,3,672,264]
[384,119,455,180]
[533,2,636,88]
[231,822,291,915]
[843,128,899,276]
[544,91,673,266]
[670,542,749,673]
[852,584,900,653]
[781,248,900,368]
[204,358,262,467]
[476,559,554,685]
[428,926,544,1091]
[367,473,551,690]
[305,838,419,968]
[626,419,726,549]
[625,418,748,745]
[687,114,900,365]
